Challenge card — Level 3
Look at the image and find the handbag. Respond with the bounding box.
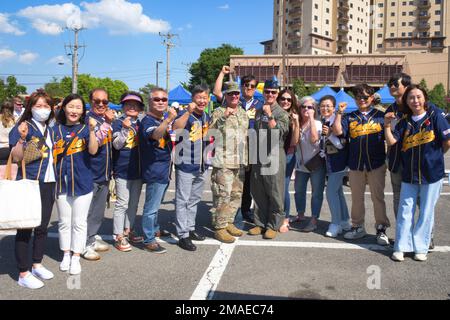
[0,155,42,230]
[22,126,48,165]
[304,152,325,172]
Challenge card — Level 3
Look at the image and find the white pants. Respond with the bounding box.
[56,192,93,254]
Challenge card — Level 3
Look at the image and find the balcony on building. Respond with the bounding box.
[417,22,431,30]
[430,37,445,52]
[288,31,301,40]
[337,36,349,44]
[337,25,349,34]
[289,7,302,17]
[418,12,431,20]
[338,13,349,23]
[288,19,302,29]
[418,1,431,9]
[339,0,350,12]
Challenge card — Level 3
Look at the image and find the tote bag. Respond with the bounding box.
[0,156,41,230]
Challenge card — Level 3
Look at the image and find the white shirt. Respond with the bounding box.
[32,119,56,183]
[14,109,24,121]
[244,98,254,111]
[295,120,322,172]
[412,112,427,123]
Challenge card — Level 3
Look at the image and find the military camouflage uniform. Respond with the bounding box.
[209,106,249,229]
[251,102,290,231]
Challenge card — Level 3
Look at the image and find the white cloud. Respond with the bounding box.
[47,55,70,65]
[0,13,25,35]
[17,0,170,36]
[18,52,39,64]
[0,48,17,62]
[218,4,230,10]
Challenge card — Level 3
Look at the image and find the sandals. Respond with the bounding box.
[279,219,290,233]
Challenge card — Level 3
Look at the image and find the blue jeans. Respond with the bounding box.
[326,171,349,225]
[294,166,326,219]
[142,182,168,245]
[284,153,296,218]
[394,179,443,254]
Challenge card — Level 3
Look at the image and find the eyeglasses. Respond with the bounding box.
[226,92,240,97]
[243,83,257,89]
[152,97,168,102]
[356,95,371,101]
[280,97,292,102]
[93,99,109,106]
[301,105,315,110]
[14,102,23,106]
[264,90,278,95]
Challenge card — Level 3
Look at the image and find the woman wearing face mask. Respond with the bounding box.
[276,89,299,233]
[9,89,56,289]
[53,94,99,275]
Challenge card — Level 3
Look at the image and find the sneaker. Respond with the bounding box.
[340,221,352,232]
[82,244,101,261]
[178,237,197,251]
[189,231,206,241]
[391,251,404,262]
[376,225,390,246]
[414,253,427,262]
[69,257,82,275]
[155,230,171,238]
[344,226,367,240]
[325,224,342,238]
[127,231,144,244]
[18,272,44,289]
[93,235,109,252]
[300,220,317,233]
[31,265,54,280]
[114,237,132,252]
[144,242,167,254]
[60,254,71,272]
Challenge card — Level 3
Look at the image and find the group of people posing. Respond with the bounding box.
[3,68,449,290]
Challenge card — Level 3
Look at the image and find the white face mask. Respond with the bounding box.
[32,108,51,122]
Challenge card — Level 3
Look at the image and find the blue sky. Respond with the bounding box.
[0,0,273,93]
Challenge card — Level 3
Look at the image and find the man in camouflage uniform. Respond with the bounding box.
[248,79,290,239]
[209,82,249,243]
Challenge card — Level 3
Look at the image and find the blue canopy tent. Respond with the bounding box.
[169,85,192,105]
[311,85,336,101]
[86,103,122,111]
[335,88,358,113]
[376,85,395,104]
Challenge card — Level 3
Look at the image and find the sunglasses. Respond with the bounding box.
[264,90,278,95]
[356,95,371,101]
[301,105,315,110]
[280,97,292,102]
[243,83,257,89]
[226,91,240,97]
[152,97,168,102]
[388,81,400,88]
[93,99,109,106]
[14,102,23,106]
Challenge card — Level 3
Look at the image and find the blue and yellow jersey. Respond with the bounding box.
[341,108,386,171]
[174,110,210,173]
[393,108,450,184]
[240,97,263,129]
[85,112,113,183]
[9,120,53,182]
[112,118,141,180]
[138,114,172,184]
[53,124,94,196]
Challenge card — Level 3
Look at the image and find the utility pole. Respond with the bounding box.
[65,27,86,94]
[159,32,178,92]
[280,0,288,87]
[156,61,162,87]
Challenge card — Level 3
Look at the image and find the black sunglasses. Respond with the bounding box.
[280,97,292,102]
[264,90,278,95]
[153,97,168,102]
[226,91,240,97]
[243,83,257,89]
[301,105,315,110]
[356,95,371,101]
[93,99,109,106]
[388,81,400,88]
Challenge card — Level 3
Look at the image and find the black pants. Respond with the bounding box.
[15,182,55,272]
[240,167,252,214]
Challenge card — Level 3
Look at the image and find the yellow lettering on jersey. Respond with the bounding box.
[158,137,167,149]
[402,128,435,152]
[189,123,203,142]
[349,121,382,139]
[125,130,138,149]
[101,130,112,146]
[66,137,87,156]
[247,108,256,120]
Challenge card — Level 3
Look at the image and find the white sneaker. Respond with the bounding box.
[94,235,109,252]
[376,225,390,246]
[414,253,427,262]
[69,257,82,275]
[60,254,71,272]
[31,265,54,280]
[82,244,101,261]
[391,251,404,262]
[340,221,352,232]
[18,272,44,289]
[325,224,342,238]
[344,226,366,240]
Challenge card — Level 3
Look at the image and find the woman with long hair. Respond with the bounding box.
[0,100,17,179]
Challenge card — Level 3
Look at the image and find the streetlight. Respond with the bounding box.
[156,61,163,87]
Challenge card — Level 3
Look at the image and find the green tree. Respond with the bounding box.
[44,77,66,99]
[419,79,428,92]
[188,44,244,90]
[292,78,309,98]
[428,83,447,110]
[0,76,27,102]
[139,83,157,99]
[307,83,319,96]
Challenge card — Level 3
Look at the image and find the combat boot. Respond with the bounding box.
[248,226,263,235]
[215,228,235,243]
[226,224,243,237]
[264,228,277,239]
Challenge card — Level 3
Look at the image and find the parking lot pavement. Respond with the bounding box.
[1,174,449,300]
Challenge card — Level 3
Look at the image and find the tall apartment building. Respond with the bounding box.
[262,0,449,55]
[371,0,450,53]
[262,0,371,55]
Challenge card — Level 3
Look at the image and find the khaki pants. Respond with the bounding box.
[349,164,390,228]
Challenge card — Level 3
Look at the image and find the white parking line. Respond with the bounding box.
[162,190,450,196]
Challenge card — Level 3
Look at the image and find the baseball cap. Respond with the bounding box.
[225,82,241,94]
